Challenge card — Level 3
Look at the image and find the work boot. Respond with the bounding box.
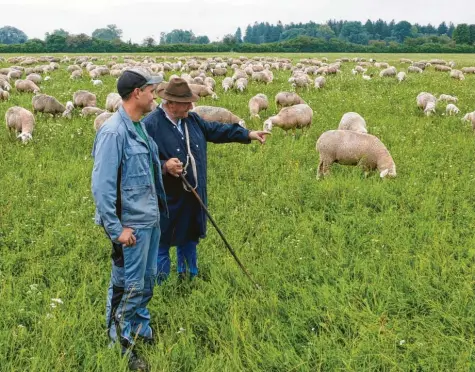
[127,349,149,371]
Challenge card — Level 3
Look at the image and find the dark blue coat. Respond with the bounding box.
[143,107,250,246]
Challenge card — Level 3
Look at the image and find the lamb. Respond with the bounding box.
[222,77,234,92]
[462,112,475,131]
[234,78,248,92]
[32,94,73,117]
[248,94,269,118]
[263,104,313,135]
[251,70,273,84]
[379,66,397,77]
[314,76,326,89]
[316,130,396,179]
[26,73,42,84]
[407,66,423,73]
[15,79,40,94]
[81,107,105,117]
[0,87,9,101]
[275,92,306,108]
[438,94,458,103]
[337,112,367,133]
[91,79,103,86]
[188,84,218,99]
[73,90,97,108]
[396,71,406,83]
[416,92,437,116]
[450,70,465,81]
[94,111,114,131]
[445,104,460,115]
[105,93,123,112]
[191,106,245,127]
[5,106,36,143]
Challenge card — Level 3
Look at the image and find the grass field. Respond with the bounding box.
[1,53,475,371]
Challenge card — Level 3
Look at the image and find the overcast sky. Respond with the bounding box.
[2,0,474,43]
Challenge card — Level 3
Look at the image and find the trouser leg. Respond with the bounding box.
[177,241,198,278]
[156,244,171,284]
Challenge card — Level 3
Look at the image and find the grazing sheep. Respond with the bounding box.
[0,76,11,91]
[15,79,40,94]
[396,71,406,83]
[248,94,268,118]
[7,70,22,80]
[263,104,313,135]
[222,77,234,92]
[94,111,114,131]
[5,106,35,143]
[204,77,216,90]
[81,107,105,117]
[416,92,437,116]
[32,94,72,117]
[338,112,367,133]
[211,67,227,76]
[252,70,273,84]
[70,70,83,80]
[73,90,97,108]
[191,106,245,127]
[362,74,372,81]
[235,78,248,92]
[0,88,9,101]
[379,66,397,77]
[316,130,396,179]
[232,69,247,81]
[435,65,452,72]
[438,94,458,103]
[462,112,475,131]
[408,66,423,73]
[446,104,460,115]
[26,73,42,84]
[91,79,103,86]
[188,84,218,99]
[105,93,123,112]
[461,67,475,74]
[67,65,81,72]
[275,92,306,108]
[289,74,311,88]
[314,76,326,89]
[450,70,465,81]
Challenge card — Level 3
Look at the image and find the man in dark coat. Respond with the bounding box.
[143,78,269,282]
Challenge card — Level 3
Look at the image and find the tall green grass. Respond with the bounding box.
[1,53,475,371]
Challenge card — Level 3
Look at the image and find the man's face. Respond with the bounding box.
[168,101,193,119]
[136,84,157,112]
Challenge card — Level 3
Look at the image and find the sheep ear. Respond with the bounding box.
[380,169,389,178]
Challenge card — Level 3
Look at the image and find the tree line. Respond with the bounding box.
[1,19,475,54]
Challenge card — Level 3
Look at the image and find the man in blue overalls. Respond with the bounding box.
[92,69,166,371]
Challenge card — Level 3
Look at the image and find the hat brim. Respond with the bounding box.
[156,85,200,103]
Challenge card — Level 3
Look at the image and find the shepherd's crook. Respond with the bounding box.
[180,174,261,290]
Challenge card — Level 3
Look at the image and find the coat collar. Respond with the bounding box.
[118,105,147,147]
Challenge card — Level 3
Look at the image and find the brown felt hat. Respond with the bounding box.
[157,78,199,103]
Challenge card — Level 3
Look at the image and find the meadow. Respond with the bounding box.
[1,53,475,371]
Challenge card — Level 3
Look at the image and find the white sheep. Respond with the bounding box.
[289,74,311,88]
[32,94,72,117]
[396,71,406,83]
[275,92,306,108]
[314,76,326,89]
[416,92,437,116]
[251,70,273,84]
[191,106,245,127]
[0,87,9,101]
[5,106,35,143]
[248,94,268,118]
[263,104,313,135]
[26,73,42,84]
[462,112,475,131]
[438,94,458,103]
[188,84,218,100]
[222,77,234,92]
[91,79,103,86]
[234,78,248,92]
[73,90,97,108]
[362,74,372,81]
[204,77,216,90]
[316,130,396,179]
[94,111,114,132]
[338,112,367,133]
[15,79,40,94]
[105,93,123,112]
[445,104,460,116]
[70,70,83,80]
[407,66,423,74]
[379,66,397,77]
[81,107,105,117]
[450,70,465,81]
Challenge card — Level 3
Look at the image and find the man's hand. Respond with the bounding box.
[165,158,183,177]
[249,130,271,144]
[118,227,136,247]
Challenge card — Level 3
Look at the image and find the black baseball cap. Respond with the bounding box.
[117,68,163,98]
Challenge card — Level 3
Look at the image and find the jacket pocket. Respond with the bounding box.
[123,145,151,187]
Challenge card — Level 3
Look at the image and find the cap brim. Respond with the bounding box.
[145,76,163,85]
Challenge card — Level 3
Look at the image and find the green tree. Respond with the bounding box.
[194,36,210,44]
[222,34,236,45]
[45,34,67,52]
[364,19,374,38]
[339,21,369,44]
[316,24,336,41]
[243,25,253,43]
[0,26,28,44]
[142,36,156,47]
[392,20,412,42]
[45,28,69,39]
[92,24,122,41]
[469,24,475,44]
[453,23,471,44]
[448,22,455,37]
[234,27,242,43]
[280,28,306,41]
[437,22,448,35]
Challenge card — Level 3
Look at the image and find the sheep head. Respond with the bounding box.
[17,132,32,143]
[263,119,273,132]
